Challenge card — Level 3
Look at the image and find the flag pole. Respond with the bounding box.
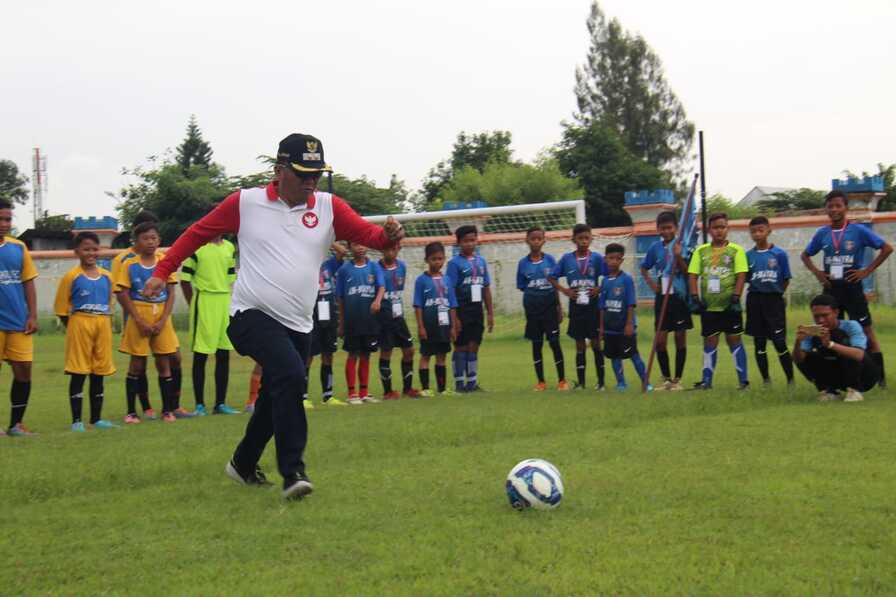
[699,131,707,244]
[643,174,700,393]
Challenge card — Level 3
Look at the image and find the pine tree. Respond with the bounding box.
[175,115,213,175]
[574,2,694,179]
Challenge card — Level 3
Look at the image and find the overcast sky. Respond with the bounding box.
[3,0,894,229]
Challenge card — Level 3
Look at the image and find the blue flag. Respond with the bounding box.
[662,175,700,280]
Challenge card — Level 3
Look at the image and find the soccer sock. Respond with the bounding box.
[9,380,30,428]
[401,359,413,392]
[656,349,671,380]
[359,357,370,397]
[674,347,687,381]
[871,352,885,387]
[592,346,605,387]
[754,337,770,382]
[452,351,466,389]
[321,364,333,400]
[126,375,139,416]
[379,358,393,394]
[465,353,479,390]
[345,356,357,395]
[702,346,718,386]
[248,372,262,405]
[192,352,208,406]
[435,365,447,393]
[611,359,625,385]
[159,376,175,414]
[576,351,586,386]
[532,341,545,383]
[771,338,794,382]
[549,340,565,381]
[632,353,647,384]
[88,374,104,424]
[214,350,230,406]
[69,374,87,424]
[730,344,749,386]
[419,367,430,390]
[171,364,183,410]
[137,373,151,412]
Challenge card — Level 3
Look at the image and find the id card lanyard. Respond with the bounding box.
[468,256,483,303]
[829,221,848,280]
[386,264,403,317]
[707,244,726,294]
[576,251,591,304]
[433,275,450,326]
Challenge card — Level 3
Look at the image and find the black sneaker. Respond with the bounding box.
[282,472,314,500]
[692,382,712,391]
[738,381,751,391]
[225,459,273,487]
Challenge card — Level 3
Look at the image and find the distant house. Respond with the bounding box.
[738,186,795,207]
[17,229,72,251]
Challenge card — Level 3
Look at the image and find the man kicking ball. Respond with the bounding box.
[143,133,403,500]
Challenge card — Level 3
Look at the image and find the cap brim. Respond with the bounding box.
[290,162,333,173]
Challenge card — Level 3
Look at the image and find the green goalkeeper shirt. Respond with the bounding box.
[180,239,236,294]
[687,241,748,312]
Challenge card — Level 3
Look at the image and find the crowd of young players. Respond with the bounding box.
[0,187,890,435]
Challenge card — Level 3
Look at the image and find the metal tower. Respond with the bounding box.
[32,147,47,219]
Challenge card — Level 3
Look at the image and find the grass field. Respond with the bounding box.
[2,309,894,595]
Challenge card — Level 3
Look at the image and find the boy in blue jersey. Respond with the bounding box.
[801,190,892,387]
[549,223,607,390]
[414,242,459,395]
[0,199,38,436]
[639,211,692,391]
[599,243,650,391]
[793,294,880,402]
[446,226,494,392]
[113,210,186,418]
[336,243,385,404]
[377,245,421,399]
[115,222,181,422]
[745,216,794,385]
[516,227,567,391]
[54,232,118,431]
[305,242,348,407]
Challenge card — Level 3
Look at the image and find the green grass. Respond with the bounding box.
[2,309,895,595]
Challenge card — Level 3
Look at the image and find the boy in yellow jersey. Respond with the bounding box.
[112,210,187,417]
[688,212,750,390]
[0,199,38,436]
[115,221,180,423]
[180,235,240,415]
[54,232,118,431]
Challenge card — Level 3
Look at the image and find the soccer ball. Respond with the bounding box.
[505,459,564,510]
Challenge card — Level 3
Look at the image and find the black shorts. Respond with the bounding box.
[525,307,560,342]
[700,310,744,337]
[653,294,693,332]
[455,320,484,347]
[567,304,599,341]
[828,281,872,327]
[310,323,338,357]
[745,292,787,340]
[603,334,639,360]
[420,340,452,357]
[343,334,379,353]
[378,316,413,351]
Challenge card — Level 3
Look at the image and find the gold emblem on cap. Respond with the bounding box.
[306,140,319,153]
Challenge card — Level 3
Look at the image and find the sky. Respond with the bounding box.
[2,0,895,230]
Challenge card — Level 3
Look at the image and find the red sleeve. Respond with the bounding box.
[153,191,241,280]
[332,196,396,250]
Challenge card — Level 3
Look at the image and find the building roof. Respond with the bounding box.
[738,186,796,207]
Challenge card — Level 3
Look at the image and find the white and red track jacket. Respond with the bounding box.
[153,181,396,333]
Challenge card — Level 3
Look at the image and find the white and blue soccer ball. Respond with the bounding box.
[505,459,564,510]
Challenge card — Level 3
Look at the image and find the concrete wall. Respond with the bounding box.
[29,213,896,317]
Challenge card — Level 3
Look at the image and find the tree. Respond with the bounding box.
[574,2,694,180]
[441,159,581,208]
[33,211,73,232]
[756,188,826,213]
[843,163,896,212]
[115,153,232,245]
[421,130,513,204]
[327,173,406,216]
[704,193,760,220]
[555,122,670,226]
[0,160,29,205]
[175,115,214,175]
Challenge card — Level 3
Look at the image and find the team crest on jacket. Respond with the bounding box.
[613,286,623,296]
[302,212,319,228]
[767,258,777,268]
[845,240,855,252]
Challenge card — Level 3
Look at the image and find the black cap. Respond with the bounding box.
[276,133,332,173]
